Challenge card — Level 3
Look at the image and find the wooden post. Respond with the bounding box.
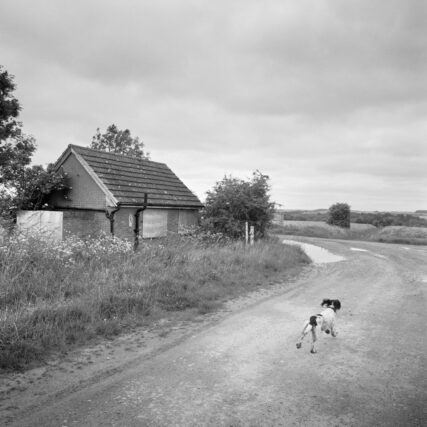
[250,226,254,245]
[245,221,249,245]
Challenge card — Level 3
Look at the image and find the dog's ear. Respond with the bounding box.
[333,299,341,310]
[321,299,331,307]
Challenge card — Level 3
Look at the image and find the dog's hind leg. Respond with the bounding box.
[310,328,318,354]
[296,321,312,349]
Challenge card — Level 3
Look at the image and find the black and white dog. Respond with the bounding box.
[296,299,341,353]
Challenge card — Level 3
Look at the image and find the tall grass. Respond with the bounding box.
[0,232,310,371]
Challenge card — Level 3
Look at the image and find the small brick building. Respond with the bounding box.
[47,145,203,242]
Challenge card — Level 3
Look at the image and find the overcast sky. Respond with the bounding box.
[1,0,426,211]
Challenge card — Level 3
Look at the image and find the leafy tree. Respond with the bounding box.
[14,164,67,209]
[327,203,351,228]
[0,164,68,222]
[0,66,36,182]
[0,66,20,141]
[0,65,67,223]
[90,124,149,159]
[202,171,275,239]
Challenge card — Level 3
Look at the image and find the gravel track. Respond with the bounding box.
[3,238,426,426]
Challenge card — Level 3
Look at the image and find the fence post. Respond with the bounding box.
[245,221,249,245]
[250,226,254,245]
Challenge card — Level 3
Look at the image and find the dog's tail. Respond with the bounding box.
[309,315,318,327]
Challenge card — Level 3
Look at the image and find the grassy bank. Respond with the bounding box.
[0,233,310,371]
[270,222,427,245]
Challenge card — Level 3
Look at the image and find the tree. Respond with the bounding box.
[0,164,68,221]
[13,164,67,209]
[0,66,66,222]
[327,203,351,228]
[0,66,36,182]
[0,66,20,141]
[90,124,149,159]
[202,171,275,239]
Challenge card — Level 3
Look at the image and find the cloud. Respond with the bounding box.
[4,0,425,116]
[223,0,427,116]
[1,0,426,210]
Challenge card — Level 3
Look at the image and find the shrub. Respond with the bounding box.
[202,171,275,239]
[327,203,351,228]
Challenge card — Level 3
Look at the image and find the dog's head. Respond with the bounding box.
[321,299,341,311]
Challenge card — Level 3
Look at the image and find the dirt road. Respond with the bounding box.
[4,238,427,426]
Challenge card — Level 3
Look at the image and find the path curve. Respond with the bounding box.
[6,238,427,426]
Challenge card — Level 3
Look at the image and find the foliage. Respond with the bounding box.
[202,171,275,239]
[0,66,36,184]
[0,66,20,141]
[0,66,67,222]
[1,231,133,270]
[90,124,149,159]
[353,212,427,228]
[178,225,232,245]
[5,164,67,213]
[327,203,351,228]
[0,164,68,224]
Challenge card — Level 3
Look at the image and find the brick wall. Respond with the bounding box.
[49,154,107,210]
[61,207,200,241]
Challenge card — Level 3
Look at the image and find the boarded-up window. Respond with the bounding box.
[142,209,168,238]
[17,210,63,241]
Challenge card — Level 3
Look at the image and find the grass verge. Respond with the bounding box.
[0,234,310,371]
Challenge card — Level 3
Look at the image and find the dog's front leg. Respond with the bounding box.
[310,328,318,354]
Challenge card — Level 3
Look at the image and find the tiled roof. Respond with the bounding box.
[66,145,203,208]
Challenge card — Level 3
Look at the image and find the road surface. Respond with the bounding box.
[6,238,427,426]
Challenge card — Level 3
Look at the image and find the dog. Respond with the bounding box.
[296,299,341,353]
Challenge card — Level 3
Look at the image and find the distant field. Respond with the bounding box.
[282,220,375,231]
[271,221,427,245]
[376,226,427,244]
[276,210,427,228]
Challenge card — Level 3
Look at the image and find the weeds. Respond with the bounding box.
[0,232,309,371]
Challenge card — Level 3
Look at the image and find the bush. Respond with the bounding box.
[202,171,275,239]
[327,203,351,228]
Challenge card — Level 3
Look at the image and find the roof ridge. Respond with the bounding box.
[68,144,165,166]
